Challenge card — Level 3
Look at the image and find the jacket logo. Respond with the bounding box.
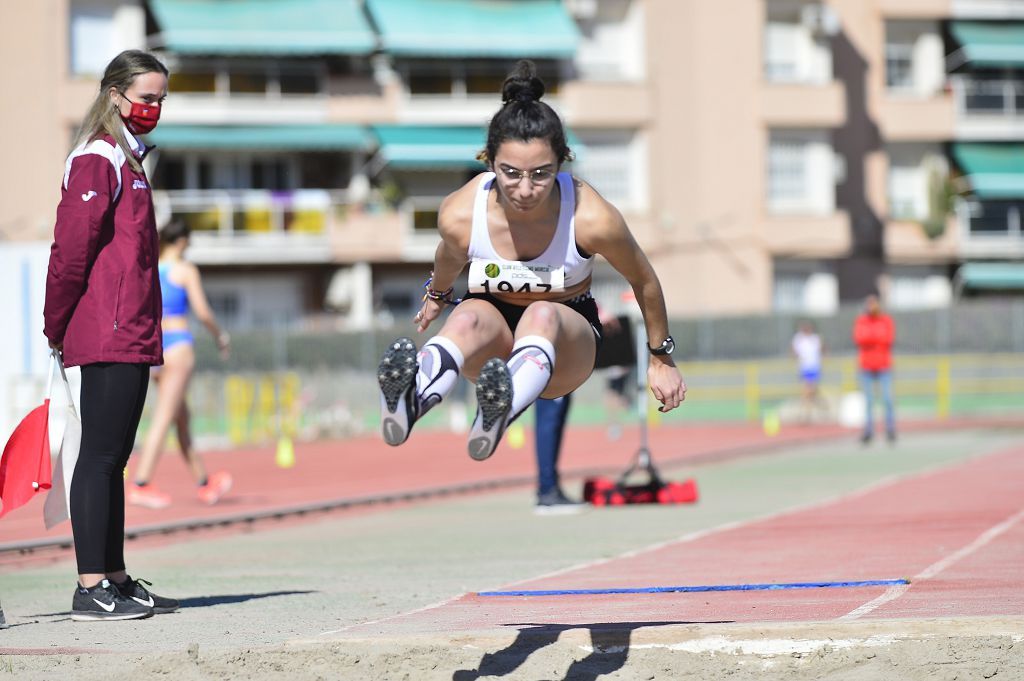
[132,179,148,190]
[81,191,97,202]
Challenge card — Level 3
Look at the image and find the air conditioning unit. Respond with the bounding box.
[800,4,840,36]
[566,0,598,21]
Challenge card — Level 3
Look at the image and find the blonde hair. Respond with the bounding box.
[74,50,168,173]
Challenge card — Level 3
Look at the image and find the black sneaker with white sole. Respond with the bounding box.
[114,576,179,614]
[468,357,513,461]
[378,337,420,446]
[71,579,153,621]
[535,488,587,515]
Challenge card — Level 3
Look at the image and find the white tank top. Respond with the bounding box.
[466,171,593,295]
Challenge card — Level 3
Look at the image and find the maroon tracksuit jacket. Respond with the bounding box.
[43,130,162,368]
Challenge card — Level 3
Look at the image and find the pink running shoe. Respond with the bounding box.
[127,483,171,510]
[197,471,233,505]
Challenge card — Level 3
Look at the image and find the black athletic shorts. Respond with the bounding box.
[460,290,604,363]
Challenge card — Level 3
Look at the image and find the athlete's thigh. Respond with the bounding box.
[542,305,596,398]
[437,298,514,380]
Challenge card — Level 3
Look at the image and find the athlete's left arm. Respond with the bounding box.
[576,183,686,412]
[182,263,230,359]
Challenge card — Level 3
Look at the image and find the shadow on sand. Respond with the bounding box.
[452,620,732,681]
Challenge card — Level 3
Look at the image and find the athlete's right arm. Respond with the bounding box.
[413,184,473,333]
[44,151,119,345]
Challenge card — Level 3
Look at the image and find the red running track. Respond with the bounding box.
[337,439,1024,636]
[0,422,853,549]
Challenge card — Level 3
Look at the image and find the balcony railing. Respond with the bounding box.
[155,189,353,264]
[954,77,1024,118]
[958,198,1024,257]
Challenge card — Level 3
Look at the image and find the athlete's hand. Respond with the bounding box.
[413,298,444,333]
[648,357,686,413]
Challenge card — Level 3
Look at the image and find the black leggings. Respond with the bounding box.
[71,363,149,574]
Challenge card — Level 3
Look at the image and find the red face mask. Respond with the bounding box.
[120,94,161,135]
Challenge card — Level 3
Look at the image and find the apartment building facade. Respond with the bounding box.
[1,0,1021,328]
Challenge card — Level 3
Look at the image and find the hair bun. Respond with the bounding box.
[501,59,545,104]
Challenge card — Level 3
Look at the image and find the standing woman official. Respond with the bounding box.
[377,60,686,461]
[43,50,179,621]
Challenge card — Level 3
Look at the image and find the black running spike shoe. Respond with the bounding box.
[71,579,153,621]
[378,337,419,446]
[468,357,513,461]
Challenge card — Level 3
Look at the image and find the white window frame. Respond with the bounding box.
[767,130,835,215]
[574,129,646,213]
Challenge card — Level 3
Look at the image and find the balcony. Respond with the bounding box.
[157,189,345,264]
[762,212,851,257]
[877,0,953,18]
[952,77,1024,139]
[156,189,422,265]
[957,198,1024,258]
[161,93,330,125]
[878,93,956,140]
[884,217,960,262]
[761,81,846,128]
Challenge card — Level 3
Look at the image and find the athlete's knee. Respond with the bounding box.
[443,308,494,342]
[517,301,560,336]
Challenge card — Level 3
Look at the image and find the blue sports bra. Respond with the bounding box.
[159,262,189,317]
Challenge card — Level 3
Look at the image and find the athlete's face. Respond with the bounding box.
[492,139,559,213]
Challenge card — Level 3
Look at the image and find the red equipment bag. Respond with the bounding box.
[582,448,698,506]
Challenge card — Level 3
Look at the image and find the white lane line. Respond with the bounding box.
[839,506,1024,621]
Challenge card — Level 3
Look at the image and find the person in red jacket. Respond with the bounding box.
[43,50,178,621]
[852,294,896,444]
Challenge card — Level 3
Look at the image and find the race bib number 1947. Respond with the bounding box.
[468,260,565,294]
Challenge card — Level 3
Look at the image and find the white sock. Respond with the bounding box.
[508,335,556,420]
[415,336,464,414]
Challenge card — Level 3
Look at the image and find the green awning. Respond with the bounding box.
[372,125,487,168]
[148,124,374,151]
[372,125,584,169]
[957,263,1024,291]
[951,143,1024,199]
[949,21,1024,69]
[149,0,376,55]
[366,0,579,58]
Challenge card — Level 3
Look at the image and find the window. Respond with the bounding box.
[573,0,645,81]
[767,130,835,214]
[885,43,914,91]
[167,60,325,97]
[768,139,806,202]
[153,158,186,191]
[168,70,217,93]
[574,130,641,209]
[405,61,560,98]
[773,262,838,314]
[230,72,269,95]
[280,72,319,95]
[69,1,116,75]
[764,22,801,82]
[413,208,440,232]
[968,201,1022,236]
[888,165,923,220]
[409,73,453,95]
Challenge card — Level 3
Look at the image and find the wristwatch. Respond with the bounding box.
[648,335,675,356]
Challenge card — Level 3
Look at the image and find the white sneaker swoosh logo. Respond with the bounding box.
[92,598,116,612]
[81,191,98,202]
[132,595,155,607]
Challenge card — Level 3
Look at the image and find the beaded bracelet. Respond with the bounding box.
[422,273,461,305]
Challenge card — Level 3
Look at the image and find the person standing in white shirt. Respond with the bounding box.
[791,321,827,423]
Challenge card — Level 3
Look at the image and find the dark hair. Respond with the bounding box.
[479,60,573,166]
[160,220,191,245]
